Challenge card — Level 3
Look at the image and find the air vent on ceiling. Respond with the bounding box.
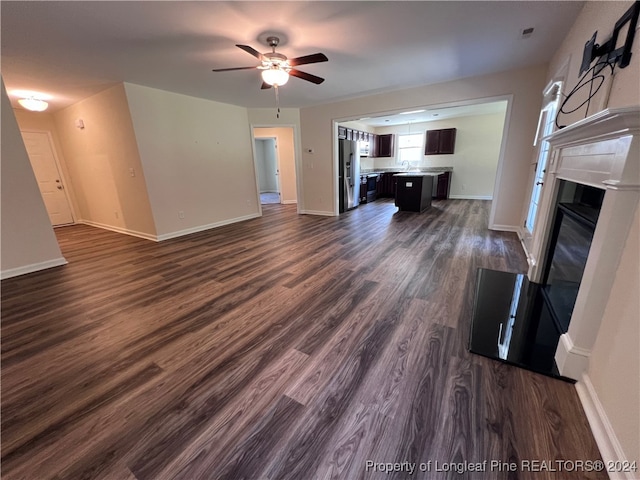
[521,27,535,39]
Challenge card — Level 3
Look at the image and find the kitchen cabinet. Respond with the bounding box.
[425,128,456,155]
[359,175,368,203]
[370,134,378,157]
[394,174,432,212]
[434,171,451,199]
[377,172,399,197]
[338,126,346,139]
[376,134,395,157]
[346,128,353,141]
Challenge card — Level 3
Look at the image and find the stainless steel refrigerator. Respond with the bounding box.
[338,139,360,213]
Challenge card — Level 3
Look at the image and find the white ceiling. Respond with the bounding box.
[1,1,585,112]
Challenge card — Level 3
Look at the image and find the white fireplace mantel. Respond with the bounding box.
[528,106,640,379]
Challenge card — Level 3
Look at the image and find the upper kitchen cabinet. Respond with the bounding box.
[425,128,456,155]
[376,134,395,157]
[338,126,347,139]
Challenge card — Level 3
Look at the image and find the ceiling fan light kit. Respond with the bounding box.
[261,66,289,86]
[212,35,327,117]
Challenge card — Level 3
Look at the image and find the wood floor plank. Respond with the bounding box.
[1,200,607,480]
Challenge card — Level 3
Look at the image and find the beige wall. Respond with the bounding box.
[299,65,547,220]
[53,84,157,239]
[124,83,259,239]
[254,127,297,204]
[371,112,506,199]
[1,80,65,278]
[547,0,640,467]
[548,1,640,125]
[588,206,639,465]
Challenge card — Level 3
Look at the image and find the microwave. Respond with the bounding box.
[359,140,370,156]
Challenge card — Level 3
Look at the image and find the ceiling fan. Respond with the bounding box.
[212,36,328,89]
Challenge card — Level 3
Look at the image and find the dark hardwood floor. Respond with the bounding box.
[1,199,606,480]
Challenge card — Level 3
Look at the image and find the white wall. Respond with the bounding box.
[371,112,506,199]
[124,83,259,239]
[299,65,547,220]
[53,84,157,240]
[254,127,297,204]
[546,1,640,471]
[1,79,66,278]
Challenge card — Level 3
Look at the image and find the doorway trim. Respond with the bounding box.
[250,124,302,215]
[255,136,282,205]
[20,128,77,226]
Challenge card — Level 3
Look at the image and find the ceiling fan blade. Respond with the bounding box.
[289,68,325,85]
[212,66,257,72]
[288,53,328,67]
[236,44,264,61]
[261,82,272,90]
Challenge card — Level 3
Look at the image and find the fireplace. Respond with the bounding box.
[542,181,603,333]
[469,109,638,382]
[526,107,639,380]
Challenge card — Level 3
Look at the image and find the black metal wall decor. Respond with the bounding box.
[556,1,639,128]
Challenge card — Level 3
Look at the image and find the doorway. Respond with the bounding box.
[21,130,74,226]
[253,127,298,207]
[254,138,281,204]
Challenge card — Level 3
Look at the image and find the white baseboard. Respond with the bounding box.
[299,209,336,217]
[555,333,590,379]
[79,220,157,241]
[156,213,261,241]
[282,200,297,205]
[1,257,67,280]
[575,373,636,480]
[449,194,493,200]
[489,223,520,233]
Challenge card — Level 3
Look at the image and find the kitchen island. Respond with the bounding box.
[393,172,440,212]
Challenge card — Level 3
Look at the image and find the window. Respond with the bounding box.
[525,81,562,234]
[397,133,423,164]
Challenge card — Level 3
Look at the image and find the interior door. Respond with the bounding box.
[21,131,74,226]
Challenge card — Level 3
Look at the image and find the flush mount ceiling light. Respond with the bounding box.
[18,97,49,112]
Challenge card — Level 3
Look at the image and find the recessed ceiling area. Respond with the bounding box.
[1,1,585,111]
[351,101,509,128]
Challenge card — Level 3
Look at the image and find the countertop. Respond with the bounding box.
[393,172,442,177]
[361,166,453,175]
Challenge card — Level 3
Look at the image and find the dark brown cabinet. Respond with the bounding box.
[425,128,456,155]
[370,134,378,157]
[359,175,368,203]
[433,171,451,199]
[377,172,398,197]
[376,134,395,157]
[395,175,432,212]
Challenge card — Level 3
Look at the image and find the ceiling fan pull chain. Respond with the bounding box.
[275,85,281,119]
